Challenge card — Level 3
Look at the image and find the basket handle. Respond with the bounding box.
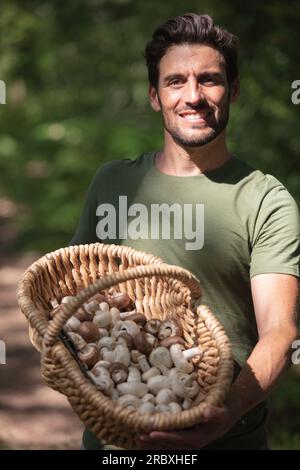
[43,263,201,349]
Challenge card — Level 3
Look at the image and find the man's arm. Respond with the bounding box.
[138,273,299,449]
[225,273,298,418]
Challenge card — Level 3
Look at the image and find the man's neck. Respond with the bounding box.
[155,131,232,176]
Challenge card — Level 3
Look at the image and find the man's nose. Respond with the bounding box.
[183,80,205,106]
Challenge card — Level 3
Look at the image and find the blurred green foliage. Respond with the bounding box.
[0,0,299,251]
[0,0,299,450]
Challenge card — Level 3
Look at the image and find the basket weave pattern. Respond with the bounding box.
[17,243,233,449]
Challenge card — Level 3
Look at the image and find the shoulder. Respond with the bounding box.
[93,153,152,181]
[233,158,298,209]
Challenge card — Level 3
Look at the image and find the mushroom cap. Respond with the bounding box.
[78,321,101,342]
[66,331,86,351]
[118,394,140,409]
[170,343,193,373]
[93,310,112,328]
[111,320,140,339]
[108,293,132,310]
[160,336,185,348]
[149,346,173,371]
[74,307,93,322]
[109,362,129,384]
[124,313,147,326]
[169,369,199,399]
[116,332,134,349]
[145,319,161,335]
[147,375,170,395]
[133,331,154,355]
[78,343,100,368]
[117,382,148,398]
[158,319,182,340]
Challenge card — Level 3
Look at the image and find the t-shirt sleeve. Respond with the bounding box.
[69,169,102,246]
[250,185,300,278]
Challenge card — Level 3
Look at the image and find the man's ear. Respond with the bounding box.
[149,85,161,112]
[229,77,240,103]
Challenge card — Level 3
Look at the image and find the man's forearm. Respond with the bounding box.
[225,325,297,420]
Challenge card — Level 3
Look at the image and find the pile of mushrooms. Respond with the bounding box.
[50,291,205,415]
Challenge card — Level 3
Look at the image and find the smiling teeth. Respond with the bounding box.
[182,112,209,120]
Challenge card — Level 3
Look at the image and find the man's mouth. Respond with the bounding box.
[178,111,211,122]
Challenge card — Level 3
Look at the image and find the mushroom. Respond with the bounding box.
[147,375,170,395]
[108,293,132,310]
[156,389,178,405]
[131,349,142,365]
[116,332,134,350]
[169,369,199,399]
[87,366,114,395]
[158,319,182,340]
[78,321,101,342]
[110,307,120,323]
[102,344,131,367]
[169,402,182,414]
[90,293,107,304]
[66,332,87,351]
[142,367,160,382]
[141,393,156,404]
[93,310,112,328]
[170,344,202,373]
[124,313,147,327]
[117,382,148,398]
[138,402,155,414]
[133,331,154,355]
[74,307,93,322]
[111,320,140,339]
[119,309,138,320]
[145,319,161,335]
[78,343,100,368]
[160,336,185,348]
[98,328,109,338]
[98,336,116,350]
[64,315,81,332]
[127,366,141,383]
[84,300,100,315]
[182,398,193,410]
[118,394,140,409]
[61,296,74,304]
[155,404,170,413]
[110,388,119,401]
[136,354,151,372]
[149,347,173,375]
[99,302,110,312]
[92,360,111,370]
[109,362,129,384]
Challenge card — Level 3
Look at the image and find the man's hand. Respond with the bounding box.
[137,404,238,450]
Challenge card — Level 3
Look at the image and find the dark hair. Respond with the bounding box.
[144,13,239,88]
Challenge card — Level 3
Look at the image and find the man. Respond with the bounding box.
[71,13,299,449]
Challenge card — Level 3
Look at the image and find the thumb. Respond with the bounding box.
[202,405,228,423]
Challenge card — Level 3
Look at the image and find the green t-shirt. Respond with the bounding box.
[71,151,300,449]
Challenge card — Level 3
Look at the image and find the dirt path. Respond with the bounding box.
[0,253,83,449]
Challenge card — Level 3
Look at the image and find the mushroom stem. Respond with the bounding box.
[182,347,203,360]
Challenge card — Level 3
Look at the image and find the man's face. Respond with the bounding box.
[149,44,239,148]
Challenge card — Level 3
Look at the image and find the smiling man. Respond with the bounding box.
[71,13,299,450]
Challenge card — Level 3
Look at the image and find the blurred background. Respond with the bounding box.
[0,0,299,449]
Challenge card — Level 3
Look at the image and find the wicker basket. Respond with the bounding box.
[17,243,233,449]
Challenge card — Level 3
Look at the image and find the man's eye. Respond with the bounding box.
[169,80,183,86]
[202,77,218,85]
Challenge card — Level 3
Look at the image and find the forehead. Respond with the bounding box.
[158,44,226,78]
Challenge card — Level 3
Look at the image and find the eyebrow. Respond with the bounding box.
[162,72,224,84]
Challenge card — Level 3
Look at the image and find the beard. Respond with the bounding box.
[161,100,230,148]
